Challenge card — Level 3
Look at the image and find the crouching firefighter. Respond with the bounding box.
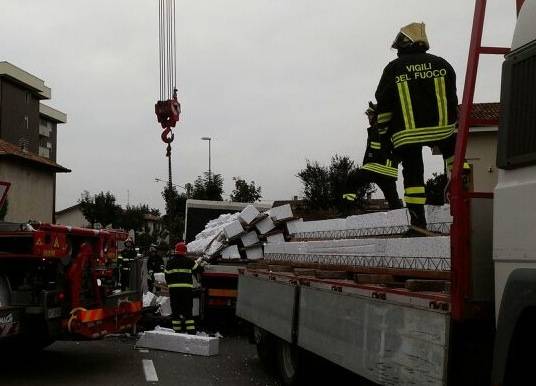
[343,102,402,210]
[165,242,203,334]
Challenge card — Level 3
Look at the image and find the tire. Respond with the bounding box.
[253,326,277,372]
[276,339,302,386]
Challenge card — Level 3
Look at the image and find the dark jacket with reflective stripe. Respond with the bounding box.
[165,255,198,288]
[118,249,136,271]
[375,51,458,148]
[361,126,398,179]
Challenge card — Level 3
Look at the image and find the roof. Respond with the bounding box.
[0,139,70,173]
[185,199,273,211]
[55,203,81,216]
[0,62,51,99]
[40,103,67,123]
[458,103,501,126]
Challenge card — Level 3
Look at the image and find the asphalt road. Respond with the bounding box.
[0,334,281,386]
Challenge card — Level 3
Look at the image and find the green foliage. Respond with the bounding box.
[120,204,151,232]
[297,155,374,214]
[230,177,262,203]
[161,185,189,246]
[0,198,8,221]
[79,191,122,228]
[191,172,224,201]
[425,173,448,205]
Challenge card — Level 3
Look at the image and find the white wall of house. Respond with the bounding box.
[56,206,90,228]
[466,128,498,193]
[0,159,55,223]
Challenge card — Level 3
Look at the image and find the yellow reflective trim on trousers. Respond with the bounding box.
[172,320,182,325]
[168,283,193,288]
[404,196,426,205]
[405,186,425,194]
[186,326,195,330]
[165,269,192,274]
[343,193,357,201]
[370,142,381,149]
[377,112,392,124]
[362,163,398,178]
[397,81,415,130]
[185,320,195,325]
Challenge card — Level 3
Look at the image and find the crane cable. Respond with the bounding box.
[158,0,177,100]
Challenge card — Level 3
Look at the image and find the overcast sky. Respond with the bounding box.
[1,1,517,211]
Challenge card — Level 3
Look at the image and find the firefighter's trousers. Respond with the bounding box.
[347,169,402,210]
[395,133,456,228]
[169,287,196,334]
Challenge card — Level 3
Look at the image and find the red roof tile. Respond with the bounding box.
[0,139,70,172]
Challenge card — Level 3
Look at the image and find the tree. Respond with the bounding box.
[426,173,448,205]
[161,185,189,246]
[230,177,262,203]
[191,172,224,201]
[120,204,150,233]
[297,155,374,214]
[79,191,122,228]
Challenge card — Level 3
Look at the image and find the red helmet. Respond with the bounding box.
[174,241,187,256]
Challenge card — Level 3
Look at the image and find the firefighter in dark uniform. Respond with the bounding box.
[375,22,458,229]
[147,245,164,292]
[165,242,202,334]
[118,238,136,290]
[344,102,402,210]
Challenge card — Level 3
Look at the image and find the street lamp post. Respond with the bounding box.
[201,137,212,181]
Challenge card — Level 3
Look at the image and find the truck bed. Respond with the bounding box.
[237,268,450,386]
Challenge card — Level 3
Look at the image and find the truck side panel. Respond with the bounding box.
[297,286,450,386]
[236,274,296,342]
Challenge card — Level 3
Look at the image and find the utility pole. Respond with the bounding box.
[201,136,212,181]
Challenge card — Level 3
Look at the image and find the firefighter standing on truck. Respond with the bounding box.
[118,238,136,290]
[165,242,202,334]
[344,102,402,210]
[375,22,458,230]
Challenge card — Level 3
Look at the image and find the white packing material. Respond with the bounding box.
[156,296,172,316]
[137,330,219,356]
[266,232,285,243]
[153,272,166,284]
[143,291,157,308]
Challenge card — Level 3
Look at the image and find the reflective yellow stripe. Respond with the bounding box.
[405,186,425,194]
[404,196,426,205]
[343,193,357,201]
[370,141,381,150]
[378,127,389,135]
[165,269,192,274]
[172,320,182,325]
[434,77,448,127]
[362,163,398,178]
[397,81,415,130]
[377,112,392,123]
[392,125,455,148]
[168,283,193,288]
[185,320,195,325]
[186,326,196,330]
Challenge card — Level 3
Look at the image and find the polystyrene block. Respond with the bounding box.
[223,220,244,240]
[270,204,293,222]
[221,245,240,259]
[245,245,263,260]
[266,233,285,243]
[239,205,261,225]
[137,330,219,356]
[255,216,276,235]
[240,231,259,247]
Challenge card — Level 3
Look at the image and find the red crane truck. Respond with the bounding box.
[236,1,535,385]
[0,185,142,348]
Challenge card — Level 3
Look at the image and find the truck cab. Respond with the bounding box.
[492,1,536,383]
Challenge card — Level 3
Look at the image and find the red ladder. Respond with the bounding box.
[450,0,525,321]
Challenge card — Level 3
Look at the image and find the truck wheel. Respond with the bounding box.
[253,326,277,372]
[276,339,302,386]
